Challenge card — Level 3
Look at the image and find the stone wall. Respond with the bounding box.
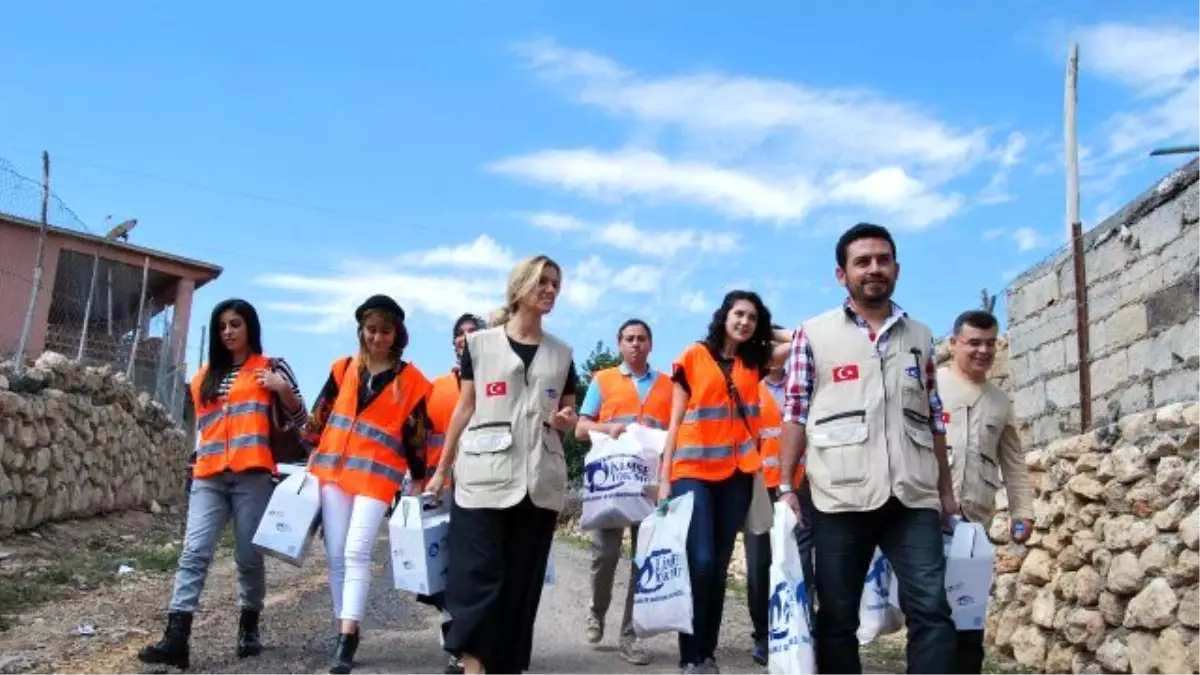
[985,401,1200,674]
[0,352,189,537]
[1005,160,1199,449]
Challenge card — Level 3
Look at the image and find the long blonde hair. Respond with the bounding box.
[490,254,562,327]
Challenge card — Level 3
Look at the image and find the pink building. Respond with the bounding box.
[0,213,221,376]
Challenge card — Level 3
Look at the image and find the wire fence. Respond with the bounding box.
[0,155,188,423]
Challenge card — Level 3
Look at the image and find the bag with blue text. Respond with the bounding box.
[857,547,904,643]
[767,502,816,675]
[580,429,658,531]
[632,491,695,637]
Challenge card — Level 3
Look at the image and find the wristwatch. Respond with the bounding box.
[778,483,794,495]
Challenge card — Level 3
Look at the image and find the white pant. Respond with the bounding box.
[321,484,388,622]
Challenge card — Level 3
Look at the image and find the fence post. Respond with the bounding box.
[126,256,150,379]
[12,151,51,375]
[76,254,100,360]
[1065,42,1092,432]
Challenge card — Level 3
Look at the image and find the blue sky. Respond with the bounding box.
[2,2,1197,401]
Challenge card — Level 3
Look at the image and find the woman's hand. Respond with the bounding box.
[256,368,289,394]
[424,469,446,501]
[551,406,578,432]
[656,480,671,504]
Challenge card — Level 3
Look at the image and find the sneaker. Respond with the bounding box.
[680,664,701,674]
[585,616,604,644]
[442,656,465,674]
[619,638,652,666]
[700,657,721,674]
[751,639,768,667]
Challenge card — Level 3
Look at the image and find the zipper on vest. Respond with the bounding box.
[881,351,892,483]
[468,421,512,432]
[812,410,867,425]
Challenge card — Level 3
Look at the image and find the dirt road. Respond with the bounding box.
[0,522,765,675]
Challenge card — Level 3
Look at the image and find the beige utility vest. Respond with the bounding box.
[937,366,1010,524]
[803,308,939,513]
[454,326,573,512]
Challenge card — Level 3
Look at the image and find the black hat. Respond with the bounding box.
[355,294,405,324]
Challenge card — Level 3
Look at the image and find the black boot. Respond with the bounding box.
[237,609,263,658]
[137,611,192,670]
[329,631,359,674]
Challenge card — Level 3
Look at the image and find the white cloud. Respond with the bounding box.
[982,227,1006,242]
[1073,22,1199,161]
[492,148,819,223]
[560,255,665,310]
[527,211,584,232]
[522,211,741,258]
[496,38,1016,228]
[1011,227,1044,252]
[680,290,710,314]
[611,264,664,293]
[978,132,1028,205]
[396,234,514,271]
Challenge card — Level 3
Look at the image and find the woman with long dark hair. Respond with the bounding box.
[138,298,306,670]
[657,290,792,674]
[303,294,433,674]
[426,254,579,675]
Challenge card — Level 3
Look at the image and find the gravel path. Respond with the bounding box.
[1,532,766,674]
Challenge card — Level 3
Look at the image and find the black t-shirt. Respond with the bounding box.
[459,339,578,398]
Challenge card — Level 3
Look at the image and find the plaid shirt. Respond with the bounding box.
[782,300,945,435]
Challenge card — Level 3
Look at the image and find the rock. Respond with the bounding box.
[1063,608,1106,650]
[1181,507,1199,550]
[988,514,1010,544]
[992,604,1026,648]
[1025,448,1046,470]
[1057,545,1087,572]
[1074,530,1100,559]
[1139,541,1177,576]
[1103,515,1157,551]
[1168,549,1200,587]
[1076,565,1103,606]
[1126,631,1160,674]
[1154,500,1187,531]
[1068,474,1105,500]
[1117,410,1156,440]
[0,655,34,675]
[1010,625,1048,668]
[1179,587,1198,628]
[1110,445,1149,484]
[1106,551,1145,595]
[1095,634,1129,673]
[1124,578,1180,629]
[1045,640,1077,674]
[1071,653,1102,675]
[1057,570,1078,600]
[1032,588,1057,627]
[1157,455,1188,491]
[1157,626,1195,675]
[1078,502,1105,526]
[149,500,162,515]
[1075,452,1104,473]
[1020,548,1054,586]
[1099,591,1128,626]
[1185,403,1200,426]
[1047,433,1097,461]
[995,545,1028,574]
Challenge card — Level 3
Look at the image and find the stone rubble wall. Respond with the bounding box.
[1004,160,1199,450]
[0,351,189,537]
[985,401,1200,674]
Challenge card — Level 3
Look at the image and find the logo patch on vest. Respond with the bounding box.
[832,364,860,383]
[485,381,507,397]
[545,388,558,400]
[905,365,921,379]
[942,412,951,424]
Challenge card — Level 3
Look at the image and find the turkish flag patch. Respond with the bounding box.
[942,412,951,424]
[485,381,507,397]
[832,364,860,383]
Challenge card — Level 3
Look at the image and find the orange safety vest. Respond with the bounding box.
[593,366,673,430]
[758,380,805,489]
[425,371,460,486]
[190,354,276,479]
[671,342,763,482]
[308,357,432,503]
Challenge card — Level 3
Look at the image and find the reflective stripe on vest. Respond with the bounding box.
[309,357,432,503]
[671,342,763,482]
[189,354,275,479]
[593,367,672,431]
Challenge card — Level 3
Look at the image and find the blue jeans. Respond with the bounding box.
[169,470,274,613]
[670,472,753,667]
[812,497,955,674]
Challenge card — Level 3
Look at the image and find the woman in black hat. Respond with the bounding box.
[304,294,434,673]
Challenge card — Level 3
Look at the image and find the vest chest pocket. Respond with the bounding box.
[459,423,514,487]
[808,412,869,488]
[902,421,938,492]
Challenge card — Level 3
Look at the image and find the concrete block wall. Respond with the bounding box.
[1005,160,1199,449]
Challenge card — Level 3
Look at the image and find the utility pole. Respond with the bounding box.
[13,151,51,375]
[1066,42,1092,431]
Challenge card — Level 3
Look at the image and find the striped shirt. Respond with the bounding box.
[782,300,945,435]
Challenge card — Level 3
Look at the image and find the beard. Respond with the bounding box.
[850,276,895,306]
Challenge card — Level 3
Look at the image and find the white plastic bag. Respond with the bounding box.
[857,548,904,644]
[632,491,695,637]
[768,503,816,675]
[580,429,658,531]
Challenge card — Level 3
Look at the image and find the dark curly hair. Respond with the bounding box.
[200,298,263,405]
[703,290,774,374]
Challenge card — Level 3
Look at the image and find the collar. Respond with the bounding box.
[842,298,906,322]
[618,361,654,379]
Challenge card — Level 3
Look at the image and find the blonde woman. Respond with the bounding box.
[426,255,579,675]
[304,294,432,674]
